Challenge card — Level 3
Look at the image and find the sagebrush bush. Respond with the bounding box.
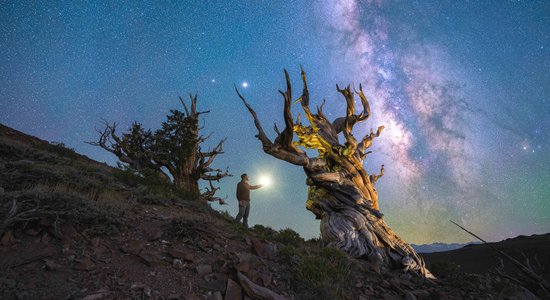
[291,247,357,300]
[275,228,304,246]
[1,189,128,236]
[36,141,81,160]
[278,245,299,263]
[430,261,461,278]
[164,217,210,242]
[250,225,304,246]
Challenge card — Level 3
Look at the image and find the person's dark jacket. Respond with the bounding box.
[236,181,261,202]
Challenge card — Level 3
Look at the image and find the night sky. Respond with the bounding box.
[1,1,549,244]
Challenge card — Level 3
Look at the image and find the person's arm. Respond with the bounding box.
[250,184,263,190]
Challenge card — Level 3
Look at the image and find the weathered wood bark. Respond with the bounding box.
[237,272,287,300]
[88,94,230,200]
[175,175,200,196]
[237,68,433,277]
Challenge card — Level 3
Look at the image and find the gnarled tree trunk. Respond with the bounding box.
[88,94,230,202]
[174,173,200,196]
[237,68,433,277]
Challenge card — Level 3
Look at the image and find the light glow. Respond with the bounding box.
[259,175,272,187]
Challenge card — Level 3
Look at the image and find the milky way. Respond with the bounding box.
[1,1,548,243]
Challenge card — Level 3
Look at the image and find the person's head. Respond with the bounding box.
[241,173,248,181]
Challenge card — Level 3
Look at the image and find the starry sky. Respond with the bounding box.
[1,1,549,244]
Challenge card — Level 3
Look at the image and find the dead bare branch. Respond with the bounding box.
[236,84,309,166]
[451,220,550,298]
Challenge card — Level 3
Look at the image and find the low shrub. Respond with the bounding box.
[275,228,304,246]
[1,189,128,237]
[430,261,461,278]
[250,225,304,246]
[37,141,81,160]
[291,247,356,300]
[164,217,208,241]
[278,245,299,263]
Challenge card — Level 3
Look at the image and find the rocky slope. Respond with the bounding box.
[0,123,540,299]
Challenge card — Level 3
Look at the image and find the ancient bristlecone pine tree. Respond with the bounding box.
[237,69,432,277]
[89,95,230,203]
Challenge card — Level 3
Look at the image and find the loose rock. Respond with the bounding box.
[404,291,418,300]
[167,247,195,262]
[60,223,78,239]
[121,239,146,255]
[225,278,242,300]
[44,259,62,271]
[1,230,15,246]
[139,252,169,267]
[74,257,95,271]
[197,264,213,276]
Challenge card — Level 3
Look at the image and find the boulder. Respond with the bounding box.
[404,291,418,300]
[225,279,242,300]
[1,230,15,246]
[25,228,41,236]
[150,230,164,241]
[197,264,213,276]
[74,257,95,271]
[250,238,263,256]
[382,293,400,300]
[258,270,272,286]
[198,280,226,292]
[81,289,111,300]
[121,239,146,255]
[44,259,62,271]
[204,291,223,300]
[139,252,169,267]
[173,259,185,269]
[60,223,78,239]
[167,247,195,262]
[41,232,51,244]
[412,290,431,300]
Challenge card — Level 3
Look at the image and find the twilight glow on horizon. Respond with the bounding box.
[1,1,548,244]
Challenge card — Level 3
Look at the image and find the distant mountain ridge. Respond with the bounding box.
[411,242,480,253]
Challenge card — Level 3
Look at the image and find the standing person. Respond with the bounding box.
[235,173,263,227]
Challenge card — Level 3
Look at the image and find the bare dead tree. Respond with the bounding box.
[237,68,432,277]
[88,94,231,197]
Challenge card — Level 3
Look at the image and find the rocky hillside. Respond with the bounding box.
[0,123,540,299]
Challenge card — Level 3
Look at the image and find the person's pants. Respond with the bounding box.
[235,201,250,227]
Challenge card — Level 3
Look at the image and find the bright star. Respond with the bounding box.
[242,82,248,88]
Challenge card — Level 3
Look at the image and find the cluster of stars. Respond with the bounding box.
[0,0,548,243]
